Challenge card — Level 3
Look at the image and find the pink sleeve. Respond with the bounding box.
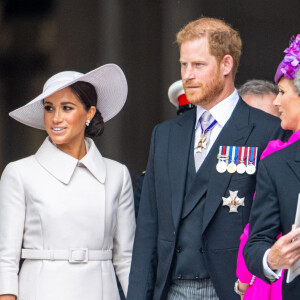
[236,223,254,283]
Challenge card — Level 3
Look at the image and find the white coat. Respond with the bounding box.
[0,137,136,300]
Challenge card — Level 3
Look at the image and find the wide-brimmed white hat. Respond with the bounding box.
[168,80,184,108]
[9,64,128,130]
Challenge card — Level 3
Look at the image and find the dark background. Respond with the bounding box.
[0,0,299,185]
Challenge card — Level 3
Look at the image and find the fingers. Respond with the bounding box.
[285,226,300,240]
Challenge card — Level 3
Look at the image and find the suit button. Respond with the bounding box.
[195,274,199,279]
[176,247,182,253]
[173,231,176,235]
[177,274,182,279]
[199,248,203,253]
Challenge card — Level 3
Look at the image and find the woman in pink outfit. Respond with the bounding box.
[235,34,300,299]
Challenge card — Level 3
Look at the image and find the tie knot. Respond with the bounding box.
[201,111,213,130]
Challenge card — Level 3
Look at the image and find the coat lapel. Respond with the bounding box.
[35,137,106,184]
[169,110,196,230]
[287,141,300,182]
[201,99,254,233]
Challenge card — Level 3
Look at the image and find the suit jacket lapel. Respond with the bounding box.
[202,99,254,233]
[287,141,300,181]
[169,109,196,230]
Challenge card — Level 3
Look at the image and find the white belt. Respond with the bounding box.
[21,248,112,263]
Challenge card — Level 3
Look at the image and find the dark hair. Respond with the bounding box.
[70,81,104,137]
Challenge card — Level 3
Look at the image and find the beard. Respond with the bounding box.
[183,68,225,107]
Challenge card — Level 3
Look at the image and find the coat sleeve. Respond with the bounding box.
[112,164,136,297]
[127,126,159,300]
[243,160,281,283]
[0,163,26,297]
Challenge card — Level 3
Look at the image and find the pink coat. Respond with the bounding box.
[236,130,300,300]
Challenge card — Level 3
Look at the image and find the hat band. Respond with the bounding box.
[178,94,191,106]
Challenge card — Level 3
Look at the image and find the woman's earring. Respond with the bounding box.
[86,120,91,126]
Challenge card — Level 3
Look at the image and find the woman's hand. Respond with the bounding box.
[268,226,300,270]
[238,281,249,299]
[0,295,16,300]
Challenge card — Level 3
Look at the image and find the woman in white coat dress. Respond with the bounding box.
[0,64,136,300]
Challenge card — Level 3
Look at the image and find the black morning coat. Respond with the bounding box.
[244,138,300,300]
[127,98,287,300]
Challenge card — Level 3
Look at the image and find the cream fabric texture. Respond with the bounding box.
[0,137,135,300]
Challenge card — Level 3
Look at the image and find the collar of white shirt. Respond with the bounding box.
[195,89,240,129]
[35,137,106,184]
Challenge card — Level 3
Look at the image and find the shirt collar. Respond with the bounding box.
[195,89,239,129]
[35,137,106,184]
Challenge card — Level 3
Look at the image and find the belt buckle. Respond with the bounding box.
[69,248,88,263]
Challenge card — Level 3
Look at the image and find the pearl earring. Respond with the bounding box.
[86,120,91,126]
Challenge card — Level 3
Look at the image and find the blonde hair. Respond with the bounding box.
[176,17,242,79]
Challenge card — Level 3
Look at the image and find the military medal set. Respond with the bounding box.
[216,146,258,175]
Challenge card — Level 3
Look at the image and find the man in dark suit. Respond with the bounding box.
[127,17,284,300]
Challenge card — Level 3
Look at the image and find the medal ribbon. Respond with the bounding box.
[234,146,239,165]
[219,146,227,163]
[253,147,258,167]
[200,118,217,135]
[229,146,236,163]
[249,147,255,165]
[241,147,245,163]
[225,146,230,164]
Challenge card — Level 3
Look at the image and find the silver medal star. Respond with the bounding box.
[222,190,245,213]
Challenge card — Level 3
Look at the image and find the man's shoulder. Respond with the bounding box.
[247,103,279,125]
[155,108,195,129]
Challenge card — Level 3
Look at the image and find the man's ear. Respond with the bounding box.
[221,55,234,76]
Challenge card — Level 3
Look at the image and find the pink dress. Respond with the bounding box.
[236,130,300,300]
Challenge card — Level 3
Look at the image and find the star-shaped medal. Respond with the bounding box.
[196,135,207,153]
[222,190,245,213]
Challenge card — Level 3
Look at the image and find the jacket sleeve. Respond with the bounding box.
[112,164,136,297]
[243,160,281,283]
[127,126,159,300]
[0,163,26,297]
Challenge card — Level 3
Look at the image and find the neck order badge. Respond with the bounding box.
[195,111,217,153]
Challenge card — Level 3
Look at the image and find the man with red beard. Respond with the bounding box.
[128,17,285,300]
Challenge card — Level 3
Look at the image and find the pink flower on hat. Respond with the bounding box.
[280,34,300,80]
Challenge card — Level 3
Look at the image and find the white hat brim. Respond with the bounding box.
[168,80,184,108]
[9,64,128,130]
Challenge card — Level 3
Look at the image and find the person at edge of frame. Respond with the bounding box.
[238,79,279,117]
[244,34,300,300]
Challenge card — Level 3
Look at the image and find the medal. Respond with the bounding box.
[236,146,246,174]
[216,146,228,173]
[246,147,258,175]
[222,190,245,213]
[227,146,237,173]
[195,134,207,153]
[195,115,217,153]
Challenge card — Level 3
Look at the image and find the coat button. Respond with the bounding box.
[173,231,176,235]
[176,247,182,253]
[199,248,203,253]
[177,274,182,279]
[195,274,199,279]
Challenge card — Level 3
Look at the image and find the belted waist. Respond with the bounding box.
[21,248,112,263]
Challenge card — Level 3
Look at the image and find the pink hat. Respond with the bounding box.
[274,34,300,83]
